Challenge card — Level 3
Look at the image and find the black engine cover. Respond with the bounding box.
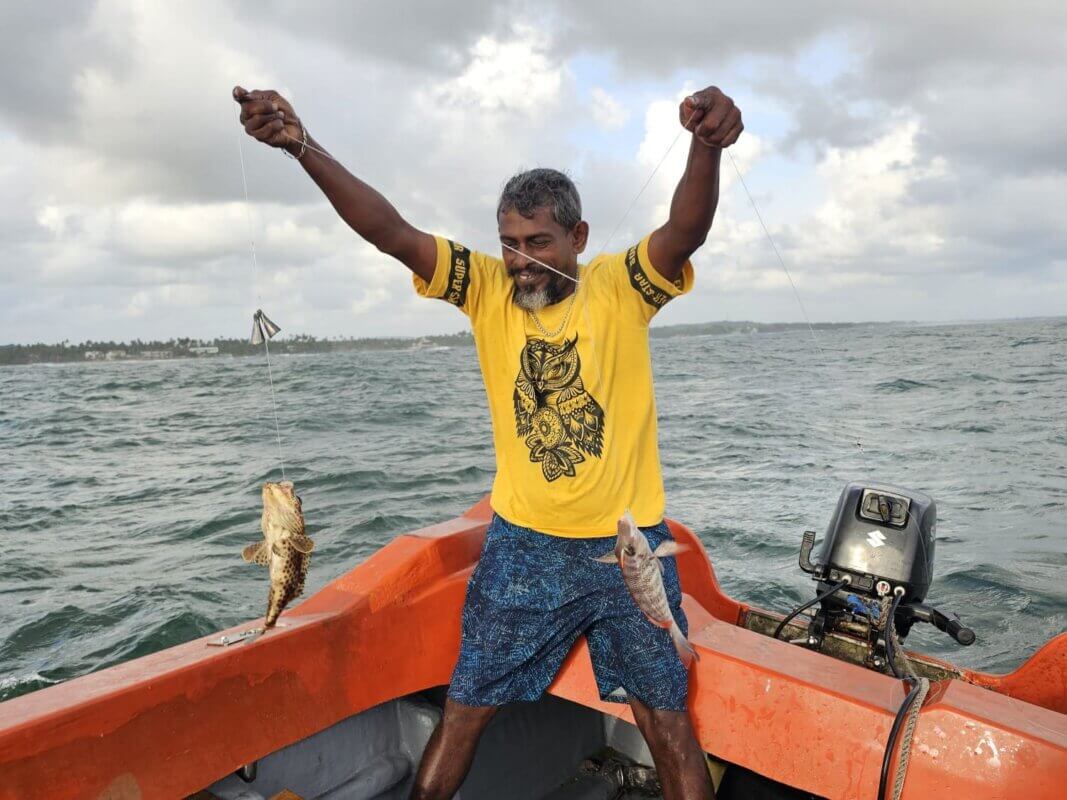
[818,482,936,604]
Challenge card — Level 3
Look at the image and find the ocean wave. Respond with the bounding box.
[1,317,1063,692]
[0,672,61,702]
[959,424,995,433]
[874,378,935,392]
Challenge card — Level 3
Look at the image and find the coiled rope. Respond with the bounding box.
[892,677,930,800]
[879,592,931,800]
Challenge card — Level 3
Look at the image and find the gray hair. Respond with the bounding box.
[497,168,582,231]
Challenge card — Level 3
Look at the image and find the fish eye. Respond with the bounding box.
[625,546,636,556]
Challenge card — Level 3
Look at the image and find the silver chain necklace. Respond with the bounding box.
[527,291,577,338]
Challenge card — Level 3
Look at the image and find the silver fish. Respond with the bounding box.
[242,481,314,628]
[595,510,699,667]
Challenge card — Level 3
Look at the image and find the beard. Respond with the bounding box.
[512,285,552,311]
[511,271,570,311]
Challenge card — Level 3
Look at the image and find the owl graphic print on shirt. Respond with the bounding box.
[512,335,605,482]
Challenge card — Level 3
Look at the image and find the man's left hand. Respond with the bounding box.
[680,87,743,149]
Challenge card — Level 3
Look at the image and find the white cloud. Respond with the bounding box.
[126,284,214,318]
[802,119,947,268]
[115,202,249,261]
[435,26,563,114]
[590,87,627,130]
[631,90,767,251]
[351,287,391,316]
[1,1,1065,344]
[36,205,73,238]
[694,121,947,303]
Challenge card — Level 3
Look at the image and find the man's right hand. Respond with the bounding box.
[233,85,303,154]
[231,84,437,282]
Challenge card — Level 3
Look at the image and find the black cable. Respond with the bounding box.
[878,676,922,800]
[884,591,905,679]
[773,578,850,640]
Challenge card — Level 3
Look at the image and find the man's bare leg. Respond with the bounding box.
[409,698,498,800]
[629,694,715,800]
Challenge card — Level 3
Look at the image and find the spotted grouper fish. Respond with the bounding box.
[595,510,699,667]
[242,481,314,629]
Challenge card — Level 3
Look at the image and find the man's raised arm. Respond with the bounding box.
[648,86,743,283]
[233,86,437,283]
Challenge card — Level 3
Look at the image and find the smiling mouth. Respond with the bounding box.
[510,267,547,286]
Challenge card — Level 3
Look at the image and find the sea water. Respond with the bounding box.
[1,318,1064,701]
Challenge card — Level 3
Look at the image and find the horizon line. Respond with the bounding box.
[1,314,1063,349]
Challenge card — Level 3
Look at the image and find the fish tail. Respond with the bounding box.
[265,585,280,628]
[670,621,700,669]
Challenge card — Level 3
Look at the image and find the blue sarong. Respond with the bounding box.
[448,513,690,711]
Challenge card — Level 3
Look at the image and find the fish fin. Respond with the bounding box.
[657,558,664,574]
[592,551,617,564]
[645,612,672,629]
[294,554,310,597]
[669,621,700,669]
[264,584,276,628]
[653,540,687,559]
[289,534,314,554]
[242,541,270,566]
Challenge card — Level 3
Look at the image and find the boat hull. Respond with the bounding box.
[0,498,1064,799]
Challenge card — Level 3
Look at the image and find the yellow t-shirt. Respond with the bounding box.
[413,235,693,537]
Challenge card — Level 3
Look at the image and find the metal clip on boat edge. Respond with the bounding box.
[206,628,264,647]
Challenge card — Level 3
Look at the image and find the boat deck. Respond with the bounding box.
[198,690,814,800]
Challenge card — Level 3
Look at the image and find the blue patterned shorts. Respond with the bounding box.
[448,513,690,712]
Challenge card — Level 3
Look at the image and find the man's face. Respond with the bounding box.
[498,206,588,311]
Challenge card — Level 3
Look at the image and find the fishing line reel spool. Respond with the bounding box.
[791,482,974,673]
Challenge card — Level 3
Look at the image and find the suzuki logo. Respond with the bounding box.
[866,530,887,548]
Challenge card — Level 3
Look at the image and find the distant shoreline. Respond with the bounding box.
[1,316,1062,367]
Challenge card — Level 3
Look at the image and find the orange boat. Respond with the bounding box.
[1,495,1064,800]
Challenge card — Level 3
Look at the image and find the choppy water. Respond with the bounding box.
[2,318,1065,702]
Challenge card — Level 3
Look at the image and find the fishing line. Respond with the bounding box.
[279,103,867,472]
[290,118,609,394]
[592,114,696,261]
[722,148,869,468]
[587,108,704,391]
[500,242,579,283]
[724,150,821,353]
[501,109,704,396]
[236,110,287,481]
[533,99,870,477]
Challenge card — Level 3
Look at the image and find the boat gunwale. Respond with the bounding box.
[0,497,1063,800]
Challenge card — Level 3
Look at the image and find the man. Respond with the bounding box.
[235,83,742,800]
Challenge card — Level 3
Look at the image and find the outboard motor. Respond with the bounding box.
[789,482,974,671]
[807,483,935,605]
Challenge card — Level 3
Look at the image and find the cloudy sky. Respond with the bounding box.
[2,1,1065,344]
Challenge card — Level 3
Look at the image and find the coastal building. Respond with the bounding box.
[188,346,219,356]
